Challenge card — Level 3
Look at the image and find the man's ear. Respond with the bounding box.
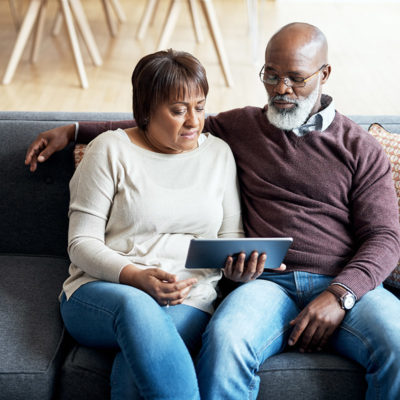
[321,64,331,85]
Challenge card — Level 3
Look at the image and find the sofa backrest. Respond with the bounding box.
[1,111,398,259]
[0,111,131,257]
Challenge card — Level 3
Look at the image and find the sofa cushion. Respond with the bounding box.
[369,123,400,289]
[56,344,367,400]
[0,255,69,400]
[58,345,115,400]
[258,351,366,399]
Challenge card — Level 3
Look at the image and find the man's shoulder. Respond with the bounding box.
[209,105,265,123]
[332,111,386,154]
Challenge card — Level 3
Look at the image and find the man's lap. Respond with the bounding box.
[209,274,400,365]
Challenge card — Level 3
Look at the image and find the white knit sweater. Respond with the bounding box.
[62,129,244,313]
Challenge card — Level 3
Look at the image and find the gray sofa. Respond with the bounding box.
[1,111,399,400]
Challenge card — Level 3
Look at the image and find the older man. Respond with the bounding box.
[26,23,400,399]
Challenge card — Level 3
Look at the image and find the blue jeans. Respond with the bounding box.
[196,271,400,400]
[60,281,210,400]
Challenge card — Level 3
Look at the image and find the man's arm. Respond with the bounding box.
[288,137,400,353]
[25,120,135,171]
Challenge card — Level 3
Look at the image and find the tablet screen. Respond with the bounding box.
[185,238,293,269]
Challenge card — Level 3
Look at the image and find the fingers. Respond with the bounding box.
[163,286,192,306]
[288,292,346,352]
[25,138,48,172]
[37,142,60,163]
[151,270,197,306]
[224,251,266,282]
[288,314,309,348]
[277,263,286,271]
[152,268,178,283]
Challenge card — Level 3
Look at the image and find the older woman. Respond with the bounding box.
[59,49,266,400]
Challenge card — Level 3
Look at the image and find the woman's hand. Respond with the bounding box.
[25,124,76,172]
[120,264,197,306]
[223,251,286,282]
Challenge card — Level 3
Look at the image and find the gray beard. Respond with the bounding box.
[266,82,320,131]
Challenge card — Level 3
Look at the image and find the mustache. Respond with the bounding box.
[270,95,298,105]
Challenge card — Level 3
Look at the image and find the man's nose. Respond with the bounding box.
[274,78,293,95]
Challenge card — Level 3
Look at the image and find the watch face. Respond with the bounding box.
[343,294,356,309]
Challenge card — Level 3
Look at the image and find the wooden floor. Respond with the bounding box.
[1,0,400,116]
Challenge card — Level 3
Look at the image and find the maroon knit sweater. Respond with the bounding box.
[78,106,400,299]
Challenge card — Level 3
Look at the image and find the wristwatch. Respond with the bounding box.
[326,285,356,310]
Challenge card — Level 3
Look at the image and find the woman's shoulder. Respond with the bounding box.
[204,133,234,153]
[86,129,129,152]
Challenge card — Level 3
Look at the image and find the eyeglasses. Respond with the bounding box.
[259,64,327,88]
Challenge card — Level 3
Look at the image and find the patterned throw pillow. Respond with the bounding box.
[369,123,400,289]
[73,144,87,169]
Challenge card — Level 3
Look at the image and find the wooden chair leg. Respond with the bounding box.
[149,0,160,26]
[102,0,118,36]
[31,0,47,63]
[136,0,159,40]
[199,0,233,87]
[52,5,63,35]
[2,0,42,85]
[246,0,258,64]
[188,0,204,43]
[60,0,88,88]
[9,0,21,31]
[69,0,102,66]
[157,0,182,51]
[110,0,126,23]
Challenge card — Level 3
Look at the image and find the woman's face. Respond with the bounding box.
[145,92,206,154]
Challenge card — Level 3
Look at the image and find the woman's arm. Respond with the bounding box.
[68,134,196,305]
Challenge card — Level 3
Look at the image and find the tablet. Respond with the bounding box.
[185,238,293,269]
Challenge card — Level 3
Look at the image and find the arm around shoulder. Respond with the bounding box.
[25,123,76,172]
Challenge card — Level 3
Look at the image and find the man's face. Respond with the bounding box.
[263,41,326,130]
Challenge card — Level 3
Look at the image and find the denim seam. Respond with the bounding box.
[339,322,381,399]
[246,324,293,400]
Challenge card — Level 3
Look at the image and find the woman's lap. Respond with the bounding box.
[60,280,209,400]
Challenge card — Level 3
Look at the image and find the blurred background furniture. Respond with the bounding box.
[8,0,22,30]
[2,0,102,89]
[52,0,126,37]
[137,0,233,87]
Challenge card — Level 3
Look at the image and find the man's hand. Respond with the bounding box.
[223,251,286,282]
[288,290,346,353]
[120,265,197,306]
[25,124,76,172]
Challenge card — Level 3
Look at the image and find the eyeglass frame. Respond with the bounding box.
[259,64,328,88]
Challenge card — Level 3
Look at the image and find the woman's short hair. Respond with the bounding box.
[131,49,209,131]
